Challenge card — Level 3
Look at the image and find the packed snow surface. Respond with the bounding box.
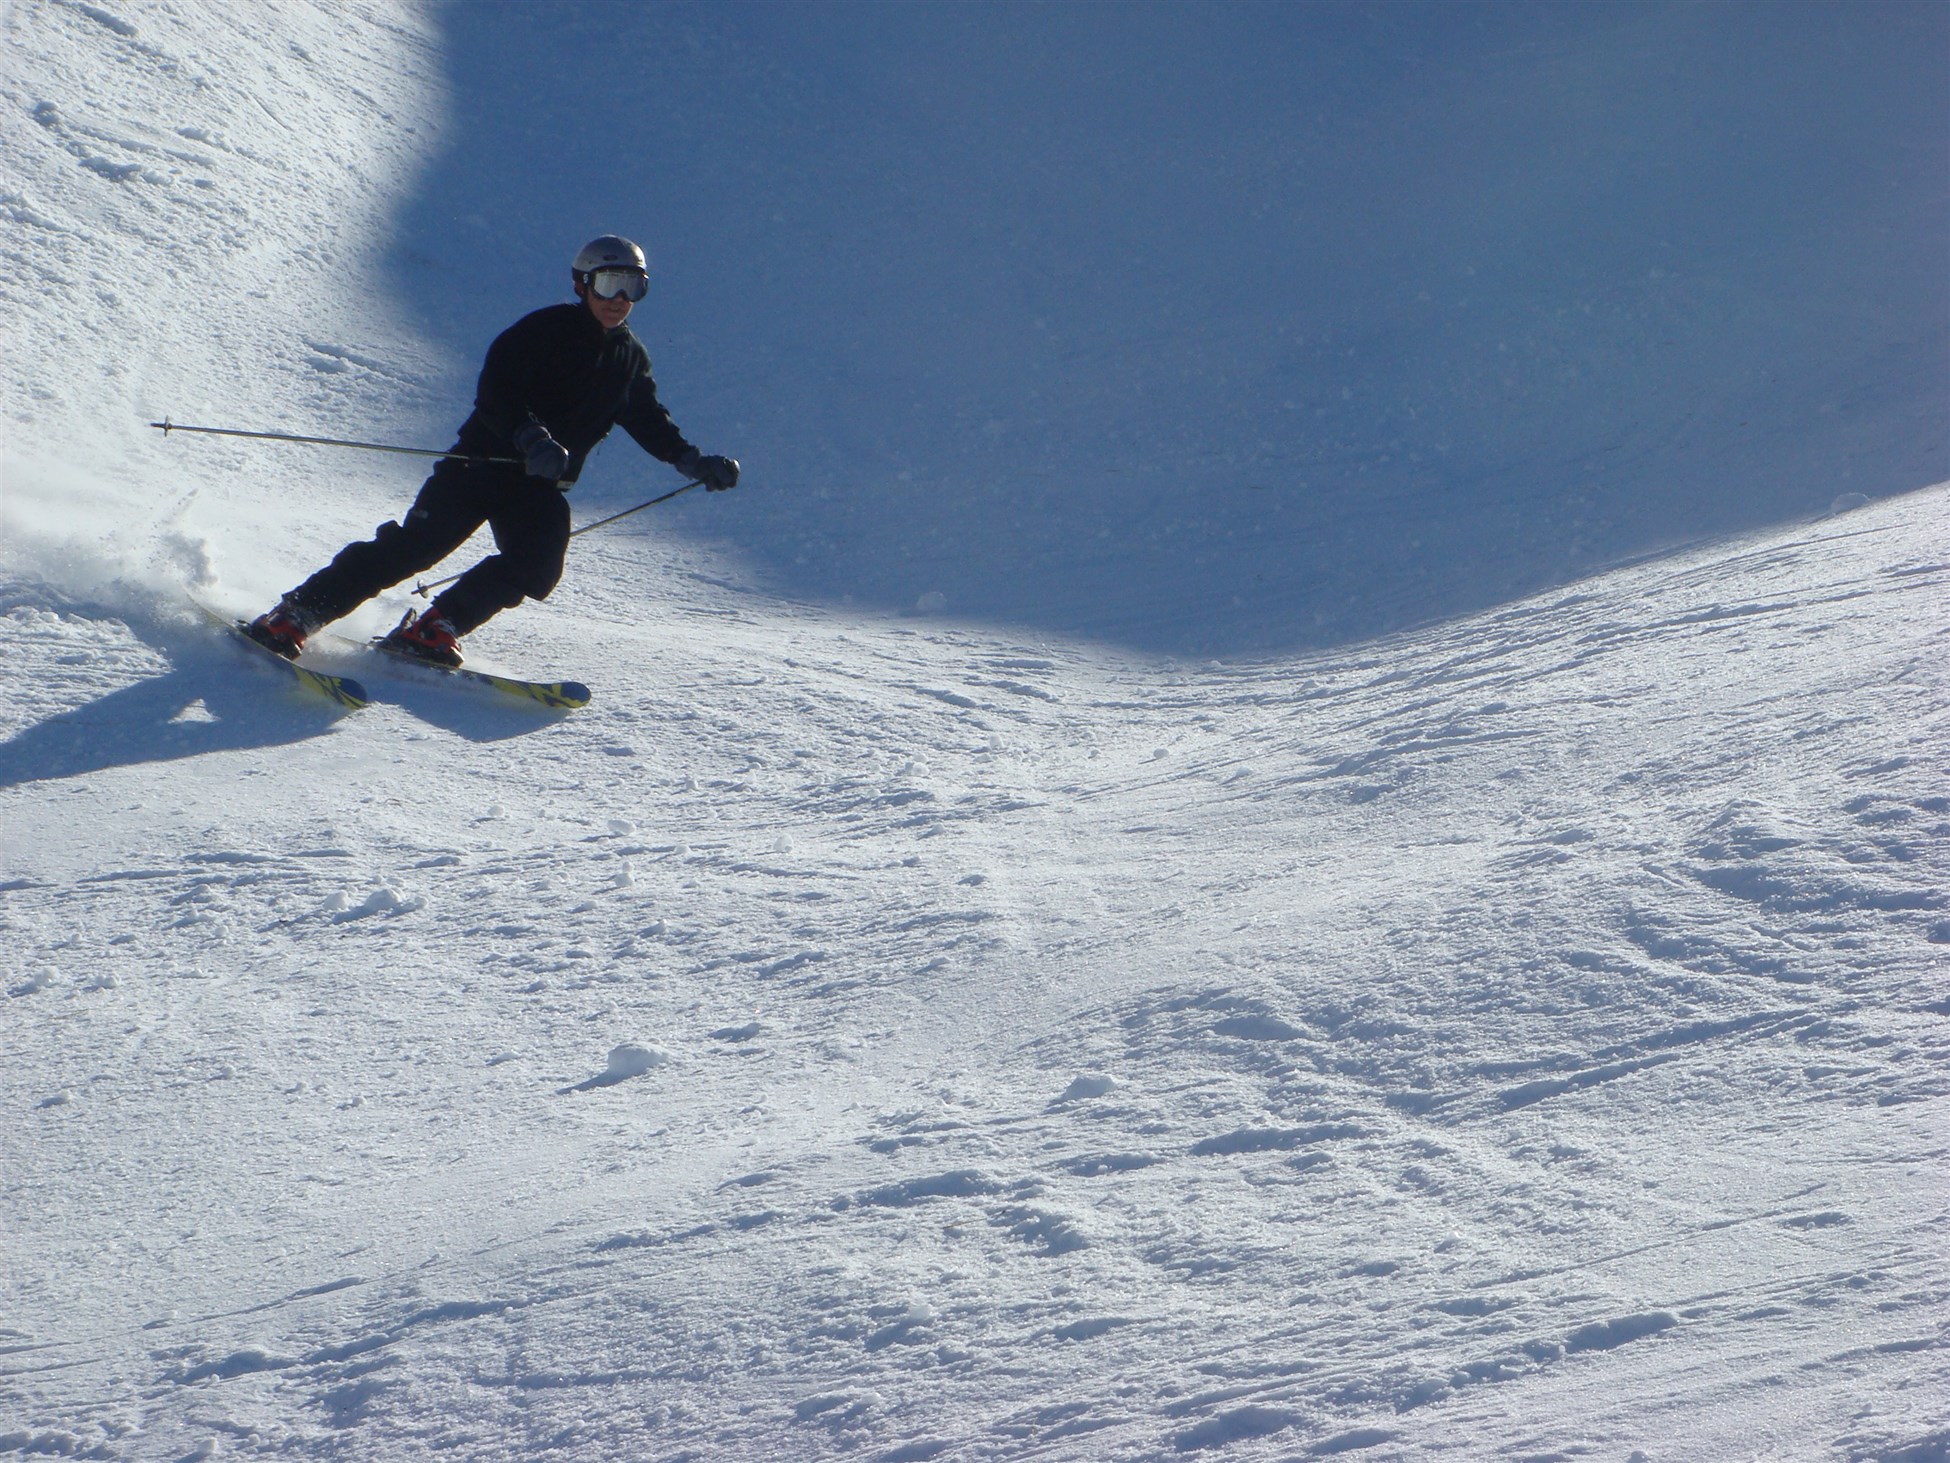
[2,2,1946,1461]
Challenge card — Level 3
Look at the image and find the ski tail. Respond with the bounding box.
[284,657,371,710]
[192,599,370,710]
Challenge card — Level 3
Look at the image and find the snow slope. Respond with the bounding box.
[3,2,1947,1461]
[5,487,1946,1462]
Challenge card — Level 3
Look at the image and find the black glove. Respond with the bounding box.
[512,422,570,484]
[678,447,740,492]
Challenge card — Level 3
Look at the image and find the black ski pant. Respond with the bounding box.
[286,463,572,638]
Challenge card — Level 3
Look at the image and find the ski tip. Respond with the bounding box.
[492,676,589,710]
[500,679,589,710]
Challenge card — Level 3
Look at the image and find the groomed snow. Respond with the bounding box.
[2,3,1946,1461]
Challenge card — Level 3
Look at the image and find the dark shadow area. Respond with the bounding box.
[0,642,348,789]
[560,1070,634,1095]
[390,0,1948,657]
[352,662,580,741]
[0,604,577,788]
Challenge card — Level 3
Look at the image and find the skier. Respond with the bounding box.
[245,235,739,667]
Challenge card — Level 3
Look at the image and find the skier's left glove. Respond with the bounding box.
[678,448,740,492]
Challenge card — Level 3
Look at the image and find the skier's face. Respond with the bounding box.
[582,283,633,331]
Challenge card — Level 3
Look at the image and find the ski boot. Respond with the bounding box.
[243,599,314,661]
[380,609,464,668]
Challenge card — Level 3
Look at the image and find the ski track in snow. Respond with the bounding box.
[3,490,1946,1461]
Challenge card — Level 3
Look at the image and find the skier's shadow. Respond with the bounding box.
[0,631,563,789]
[0,647,347,789]
[348,661,580,742]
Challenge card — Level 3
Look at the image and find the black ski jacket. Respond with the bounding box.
[448,303,695,484]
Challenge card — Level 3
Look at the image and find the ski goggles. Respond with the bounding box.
[586,267,649,303]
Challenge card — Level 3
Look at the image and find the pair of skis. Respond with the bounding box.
[199,603,590,712]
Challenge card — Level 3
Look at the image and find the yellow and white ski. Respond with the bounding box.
[194,600,370,711]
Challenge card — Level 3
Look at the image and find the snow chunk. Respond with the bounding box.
[1053,1316,1132,1341]
[793,1389,881,1425]
[1564,1310,1679,1353]
[602,1043,671,1081]
[329,887,424,923]
[1057,1073,1119,1103]
[9,969,58,997]
[561,1042,676,1092]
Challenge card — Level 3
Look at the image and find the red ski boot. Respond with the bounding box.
[243,600,313,661]
[380,609,463,668]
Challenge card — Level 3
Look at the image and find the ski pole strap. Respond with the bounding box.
[150,418,520,466]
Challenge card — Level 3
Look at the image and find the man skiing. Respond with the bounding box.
[246,235,738,667]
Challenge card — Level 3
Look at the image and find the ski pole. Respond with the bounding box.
[150,418,520,466]
[566,481,703,539]
[411,481,703,597]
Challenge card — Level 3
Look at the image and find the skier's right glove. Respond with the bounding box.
[512,422,571,484]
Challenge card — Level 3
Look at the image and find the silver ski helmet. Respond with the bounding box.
[572,234,648,302]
